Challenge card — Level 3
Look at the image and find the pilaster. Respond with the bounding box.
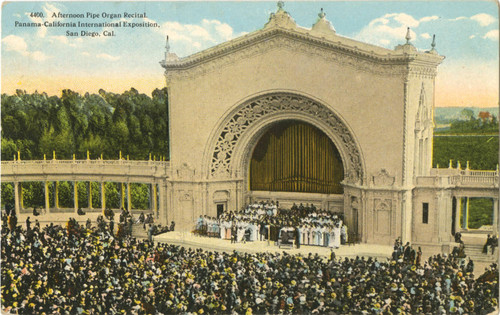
[14,182,20,216]
[74,181,78,213]
[44,181,50,213]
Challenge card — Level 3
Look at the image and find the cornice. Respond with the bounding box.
[162,35,412,84]
[162,27,443,75]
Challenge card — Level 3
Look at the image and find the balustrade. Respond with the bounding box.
[1,160,167,225]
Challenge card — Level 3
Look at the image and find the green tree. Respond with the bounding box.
[459,108,474,121]
[21,182,44,209]
[105,182,121,209]
[130,183,150,209]
[1,183,14,209]
[57,181,74,209]
[1,138,17,160]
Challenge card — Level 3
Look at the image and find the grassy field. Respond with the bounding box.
[433,135,499,170]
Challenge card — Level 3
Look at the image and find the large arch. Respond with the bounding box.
[205,92,365,190]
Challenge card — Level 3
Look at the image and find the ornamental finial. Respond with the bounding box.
[164,35,170,62]
[405,27,411,44]
[277,1,284,11]
[318,8,326,19]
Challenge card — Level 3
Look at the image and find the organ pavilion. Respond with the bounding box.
[160,2,498,253]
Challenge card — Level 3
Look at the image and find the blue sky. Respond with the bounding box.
[2,1,498,107]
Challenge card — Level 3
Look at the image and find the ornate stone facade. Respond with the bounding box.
[160,5,447,242]
[209,93,363,183]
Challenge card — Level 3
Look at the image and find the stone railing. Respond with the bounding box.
[1,159,170,182]
[418,168,499,188]
[450,174,498,186]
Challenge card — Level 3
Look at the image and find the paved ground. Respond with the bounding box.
[154,231,394,260]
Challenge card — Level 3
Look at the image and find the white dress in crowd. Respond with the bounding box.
[237,222,246,242]
[249,223,258,241]
[333,223,341,248]
[220,221,226,239]
[328,228,336,248]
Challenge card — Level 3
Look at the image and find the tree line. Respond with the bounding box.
[1,88,169,161]
[433,136,498,170]
[441,109,499,134]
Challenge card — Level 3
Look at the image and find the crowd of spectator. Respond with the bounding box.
[1,216,498,314]
[195,201,347,248]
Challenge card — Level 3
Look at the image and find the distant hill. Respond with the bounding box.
[435,107,499,124]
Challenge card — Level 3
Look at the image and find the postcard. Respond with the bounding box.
[1,1,498,314]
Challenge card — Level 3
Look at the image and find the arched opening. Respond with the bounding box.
[249,120,344,194]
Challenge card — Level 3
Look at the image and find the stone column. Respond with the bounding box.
[152,184,158,216]
[88,182,93,210]
[14,182,20,216]
[19,183,24,210]
[101,182,106,211]
[55,181,59,209]
[462,197,469,230]
[74,181,79,213]
[127,182,131,212]
[44,181,50,213]
[455,196,462,233]
[493,198,498,235]
[361,190,367,243]
[159,182,166,226]
[401,190,413,243]
[148,183,153,210]
[120,183,125,209]
[437,190,452,242]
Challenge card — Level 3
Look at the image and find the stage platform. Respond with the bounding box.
[154,231,394,260]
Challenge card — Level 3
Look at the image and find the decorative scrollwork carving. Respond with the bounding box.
[209,93,363,183]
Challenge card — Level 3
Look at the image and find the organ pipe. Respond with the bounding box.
[250,120,344,194]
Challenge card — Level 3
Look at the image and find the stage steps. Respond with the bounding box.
[464,243,497,263]
[132,224,148,239]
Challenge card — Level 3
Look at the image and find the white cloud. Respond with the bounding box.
[96,53,120,61]
[354,13,419,48]
[81,52,90,56]
[421,33,431,39]
[49,35,81,47]
[50,36,68,45]
[469,35,476,39]
[387,13,419,27]
[31,51,49,61]
[471,13,496,27]
[419,16,439,23]
[449,16,467,21]
[202,19,234,41]
[2,35,49,61]
[483,29,499,41]
[158,18,244,56]
[27,3,61,38]
[2,35,28,54]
